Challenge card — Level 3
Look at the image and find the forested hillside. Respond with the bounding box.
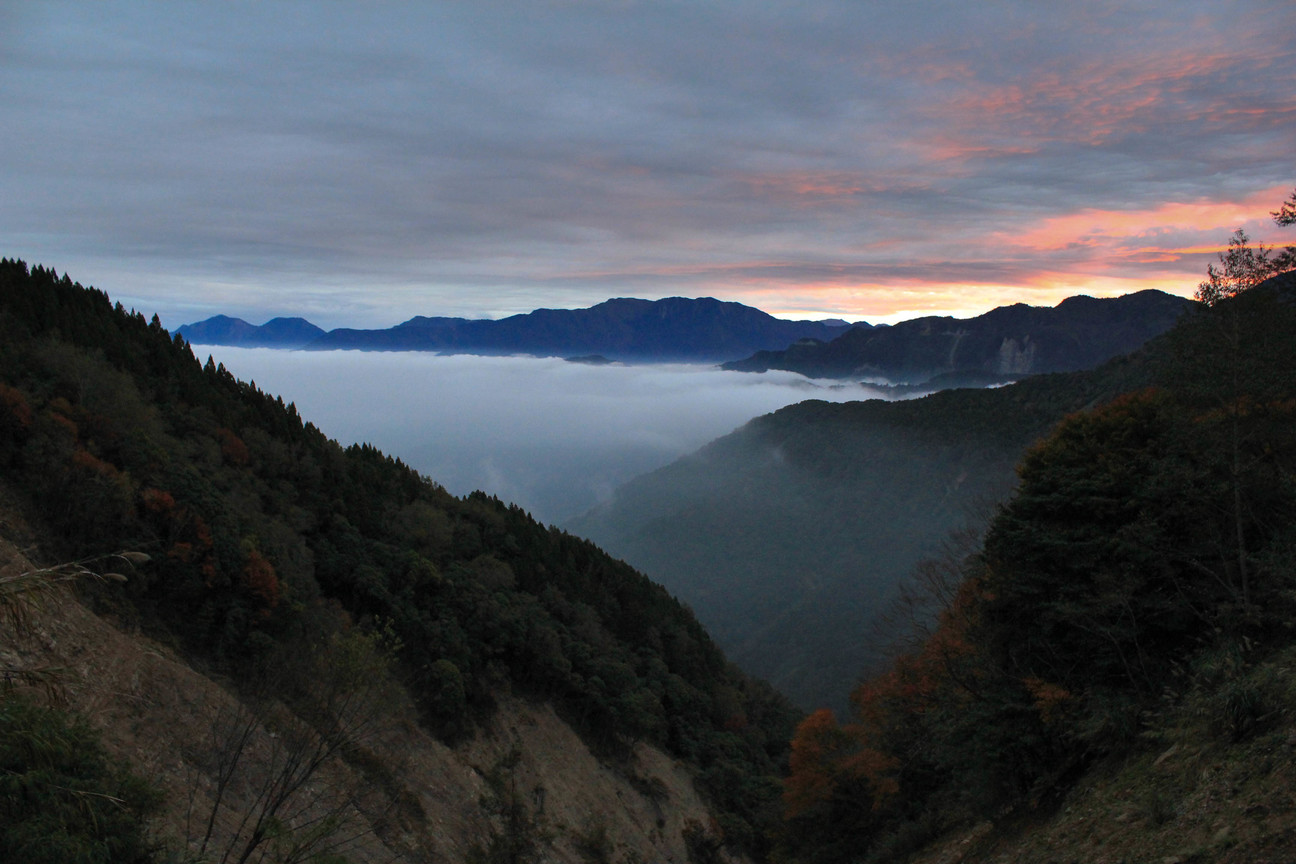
[0,259,799,862]
[779,268,1296,862]
[571,328,1157,711]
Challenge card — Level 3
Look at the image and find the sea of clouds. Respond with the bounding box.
[193,348,887,524]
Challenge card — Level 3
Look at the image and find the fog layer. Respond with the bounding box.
[196,348,881,523]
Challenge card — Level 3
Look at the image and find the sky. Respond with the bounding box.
[3,1,1294,330]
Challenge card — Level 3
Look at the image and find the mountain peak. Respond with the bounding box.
[723,290,1193,380]
[292,296,856,362]
[176,315,324,347]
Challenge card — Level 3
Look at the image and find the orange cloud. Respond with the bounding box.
[525,180,1293,327]
[1005,186,1289,254]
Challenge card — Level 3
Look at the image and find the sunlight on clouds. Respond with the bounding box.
[750,282,1060,324]
[751,267,1217,324]
[998,185,1293,288]
[1017,272,1200,301]
[914,49,1260,151]
[1009,190,1285,253]
[11,4,1291,338]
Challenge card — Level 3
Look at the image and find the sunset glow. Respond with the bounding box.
[1010,189,1289,254]
[1,3,1292,328]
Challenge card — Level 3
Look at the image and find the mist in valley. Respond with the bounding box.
[194,347,885,524]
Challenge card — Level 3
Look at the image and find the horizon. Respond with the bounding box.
[3,4,1293,331]
[171,284,1176,333]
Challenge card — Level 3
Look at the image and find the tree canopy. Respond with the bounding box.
[779,197,1296,863]
[0,258,799,860]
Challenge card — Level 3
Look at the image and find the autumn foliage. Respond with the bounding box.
[216,427,249,466]
[784,709,899,819]
[781,274,1296,862]
[241,546,280,613]
[0,383,32,430]
[0,259,799,860]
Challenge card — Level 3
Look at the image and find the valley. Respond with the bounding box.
[7,5,1294,862]
[2,245,1295,863]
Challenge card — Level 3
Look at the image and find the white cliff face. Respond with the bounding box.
[996,336,1037,375]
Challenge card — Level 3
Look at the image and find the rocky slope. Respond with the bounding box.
[907,688,1296,864]
[0,514,738,864]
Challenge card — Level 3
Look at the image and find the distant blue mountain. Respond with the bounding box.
[180,297,861,363]
[176,315,325,348]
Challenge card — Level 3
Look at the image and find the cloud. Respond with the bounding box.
[1,2,1293,329]
[195,347,882,523]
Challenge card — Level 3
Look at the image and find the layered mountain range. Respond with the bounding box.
[173,314,325,347]
[8,254,1296,864]
[722,288,1193,381]
[177,291,1193,383]
[173,288,1198,715]
[177,296,858,362]
[569,301,1185,711]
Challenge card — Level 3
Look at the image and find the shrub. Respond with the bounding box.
[0,695,162,864]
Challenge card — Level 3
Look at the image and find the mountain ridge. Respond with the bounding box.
[179,296,860,363]
[570,318,1167,711]
[722,288,1192,381]
[776,269,1296,863]
[175,314,325,347]
[0,258,798,862]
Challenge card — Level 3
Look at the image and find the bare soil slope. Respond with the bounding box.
[909,719,1296,864]
[0,506,735,864]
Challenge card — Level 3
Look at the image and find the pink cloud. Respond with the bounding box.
[1005,187,1289,256]
[900,46,1292,162]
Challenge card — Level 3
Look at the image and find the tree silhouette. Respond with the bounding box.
[1272,187,1296,227]
[1196,187,1296,305]
[1196,228,1276,305]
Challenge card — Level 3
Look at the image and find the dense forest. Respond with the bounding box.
[0,258,800,862]
[572,299,1166,712]
[3,191,1295,863]
[777,229,1296,860]
[573,207,1294,720]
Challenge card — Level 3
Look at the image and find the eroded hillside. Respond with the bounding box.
[0,517,743,864]
[0,259,798,862]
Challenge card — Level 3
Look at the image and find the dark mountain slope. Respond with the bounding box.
[305,295,858,361]
[779,270,1296,864]
[723,289,1191,381]
[0,259,798,859]
[571,327,1162,711]
[176,314,325,347]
